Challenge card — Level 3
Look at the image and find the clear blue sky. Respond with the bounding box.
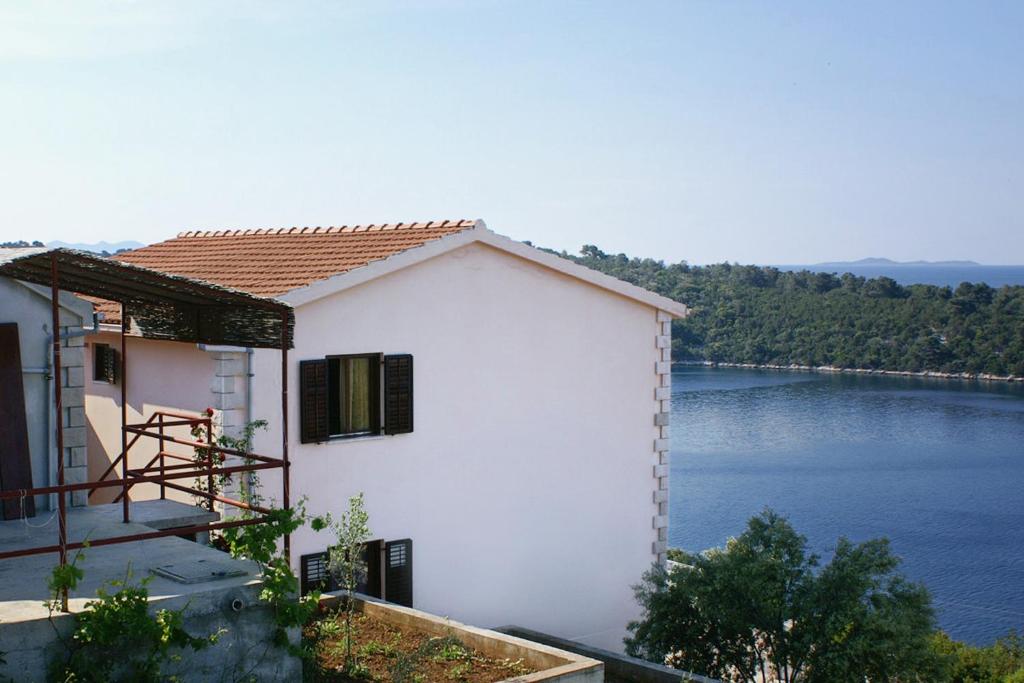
[1,1,1021,264]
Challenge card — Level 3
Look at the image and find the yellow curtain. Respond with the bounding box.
[344,357,371,432]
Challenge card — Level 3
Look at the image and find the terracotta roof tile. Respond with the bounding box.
[90,219,477,325]
[113,219,477,298]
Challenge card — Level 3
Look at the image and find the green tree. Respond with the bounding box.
[931,631,1024,683]
[625,510,946,682]
[327,492,372,670]
[544,244,1024,378]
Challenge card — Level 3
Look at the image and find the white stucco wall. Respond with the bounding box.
[0,278,90,511]
[248,242,664,650]
[79,242,669,651]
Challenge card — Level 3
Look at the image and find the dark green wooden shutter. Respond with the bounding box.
[299,359,328,443]
[363,539,384,599]
[384,539,413,607]
[99,346,119,384]
[300,540,383,598]
[299,551,333,596]
[383,354,413,435]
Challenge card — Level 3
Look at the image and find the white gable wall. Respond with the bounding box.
[251,242,663,650]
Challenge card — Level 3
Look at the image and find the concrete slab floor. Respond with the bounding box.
[0,500,259,622]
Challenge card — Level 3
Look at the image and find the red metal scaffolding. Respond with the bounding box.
[0,251,292,612]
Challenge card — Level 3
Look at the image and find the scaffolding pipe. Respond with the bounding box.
[281,311,290,565]
[49,253,68,612]
[120,304,129,523]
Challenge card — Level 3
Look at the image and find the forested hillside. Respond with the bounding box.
[551,245,1024,377]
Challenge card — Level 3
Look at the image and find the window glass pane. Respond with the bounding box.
[327,354,379,437]
[343,357,372,433]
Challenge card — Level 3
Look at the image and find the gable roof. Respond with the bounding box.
[108,219,688,319]
[116,219,476,297]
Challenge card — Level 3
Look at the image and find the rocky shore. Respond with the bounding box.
[676,360,1024,383]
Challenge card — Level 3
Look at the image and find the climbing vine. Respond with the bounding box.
[212,418,328,658]
[220,498,326,653]
[45,552,216,683]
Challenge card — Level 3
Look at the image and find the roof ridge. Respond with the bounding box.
[176,219,476,239]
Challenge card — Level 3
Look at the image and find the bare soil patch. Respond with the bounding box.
[306,609,535,682]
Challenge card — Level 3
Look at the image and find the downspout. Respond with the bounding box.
[245,347,254,492]
[246,347,254,430]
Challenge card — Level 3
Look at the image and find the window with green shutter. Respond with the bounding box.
[299,353,413,443]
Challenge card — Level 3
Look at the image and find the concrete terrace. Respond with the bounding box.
[0,500,258,621]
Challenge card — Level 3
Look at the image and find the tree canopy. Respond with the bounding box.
[626,510,944,683]
[552,246,1024,377]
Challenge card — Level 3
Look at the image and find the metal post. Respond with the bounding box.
[158,414,166,500]
[50,254,69,612]
[206,419,215,512]
[281,311,290,564]
[121,304,129,523]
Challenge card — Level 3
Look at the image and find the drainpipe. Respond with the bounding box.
[36,311,101,511]
[246,347,254,428]
[246,347,254,492]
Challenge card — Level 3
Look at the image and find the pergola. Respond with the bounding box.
[0,247,295,610]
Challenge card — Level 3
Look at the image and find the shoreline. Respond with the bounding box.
[674,360,1024,384]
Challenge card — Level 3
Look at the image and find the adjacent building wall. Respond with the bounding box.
[0,278,90,510]
[251,242,665,651]
[85,335,227,504]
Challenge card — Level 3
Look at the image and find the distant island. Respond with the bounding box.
[47,240,144,254]
[810,257,982,267]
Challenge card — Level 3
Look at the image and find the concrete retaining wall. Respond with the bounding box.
[0,582,299,682]
[496,626,720,683]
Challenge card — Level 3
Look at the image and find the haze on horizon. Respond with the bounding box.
[1,1,1021,265]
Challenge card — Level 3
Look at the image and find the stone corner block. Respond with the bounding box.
[62,426,86,449]
[68,446,87,468]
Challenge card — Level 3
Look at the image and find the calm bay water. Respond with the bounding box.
[669,367,1024,645]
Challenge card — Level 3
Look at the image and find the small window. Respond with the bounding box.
[300,353,413,443]
[327,354,381,437]
[93,343,118,384]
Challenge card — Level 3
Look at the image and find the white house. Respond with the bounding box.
[83,219,687,650]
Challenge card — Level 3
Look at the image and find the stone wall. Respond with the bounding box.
[0,582,299,682]
[58,318,88,507]
[652,310,672,564]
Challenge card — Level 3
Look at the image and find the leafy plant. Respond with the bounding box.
[931,630,1024,683]
[47,564,216,682]
[45,545,86,614]
[210,418,327,658]
[189,407,224,507]
[208,418,327,671]
[327,493,372,670]
[188,409,270,508]
[627,508,946,682]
